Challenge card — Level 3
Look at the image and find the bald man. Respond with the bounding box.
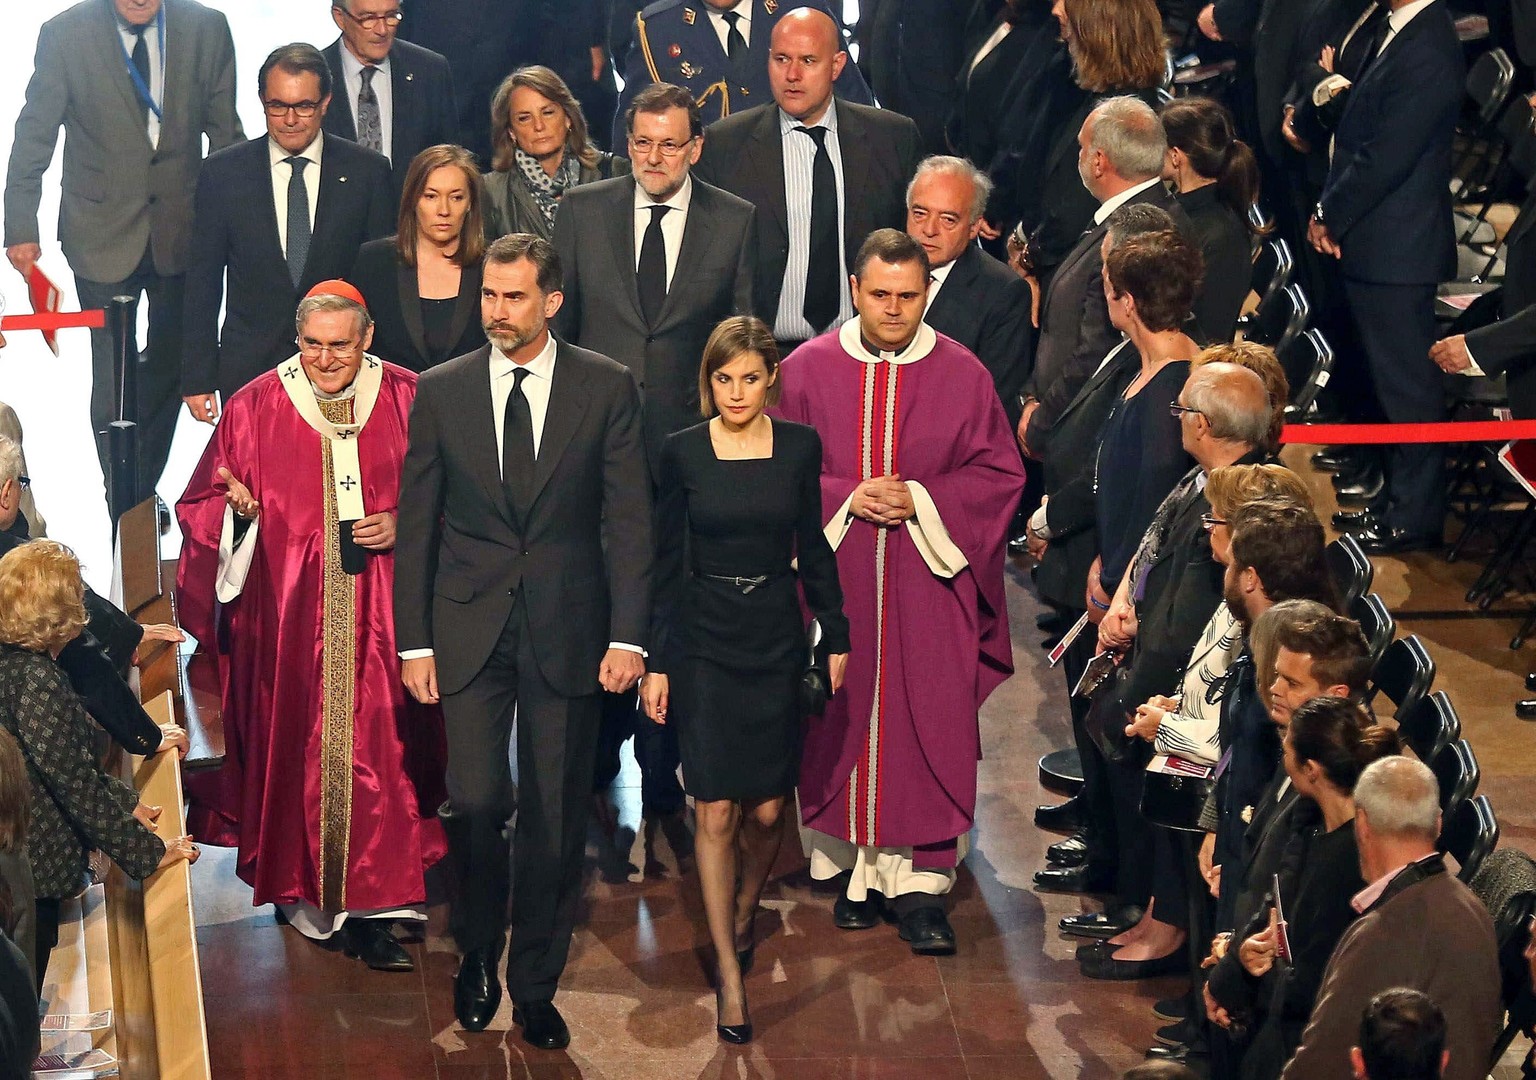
[694,7,921,353]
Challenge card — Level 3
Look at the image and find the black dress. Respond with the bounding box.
[651,419,850,801]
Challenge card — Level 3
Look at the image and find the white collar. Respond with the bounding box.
[708,0,753,24]
[1093,176,1164,225]
[633,173,693,215]
[838,318,937,365]
[269,132,324,168]
[491,331,558,380]
[1387,0,1436,35]
[338,41,391,80]
[779,97,839,135]
[929,259,957,286]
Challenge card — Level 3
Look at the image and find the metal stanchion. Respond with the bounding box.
[107,295,139,522]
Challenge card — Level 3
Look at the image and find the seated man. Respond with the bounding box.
[177,281,445,970]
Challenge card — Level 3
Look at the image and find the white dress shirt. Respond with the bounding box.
[775,100,853,341]
[968,19,1011,76]
[923,258,957,314]
[707,0,753,53]
[1380,0,1437,54]
[632,174,693,291]
[338,44,394,162]
[269,134,323,256]
[1093,176,1164,226]
[116,9,165,149]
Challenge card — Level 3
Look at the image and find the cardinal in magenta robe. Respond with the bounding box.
[774,230,1025,953]
[176,282,445,971]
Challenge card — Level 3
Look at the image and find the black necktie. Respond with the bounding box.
[284,157,311,288]
[128,24,151,121]
[722,11,747,61]
[502,366,534,518]
[797,125,839,333]
[638,204,671,327]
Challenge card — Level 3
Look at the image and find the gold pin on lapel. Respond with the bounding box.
[765,0,778,12]
[680,61,702,78]
[405,72,414,81]
[683,6,696,23]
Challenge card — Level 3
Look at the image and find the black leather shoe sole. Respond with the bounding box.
[1058,907,1143,939]
[1152,995,1188,1022]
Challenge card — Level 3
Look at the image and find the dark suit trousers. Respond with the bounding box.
[1343,279,1446,537]
[441,593,601,1003]
[592,689,684,816]
[74,249,184,506]
[1064,628,1116,878]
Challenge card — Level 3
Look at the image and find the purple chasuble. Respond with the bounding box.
[774,321,1025,866]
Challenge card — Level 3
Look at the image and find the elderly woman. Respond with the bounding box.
[484,66,628,241]
[352,145,489,373]
[0,541,197,989]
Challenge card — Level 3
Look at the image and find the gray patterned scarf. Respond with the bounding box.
[515,147,581,228]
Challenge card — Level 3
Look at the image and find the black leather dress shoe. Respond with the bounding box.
[1312,446,1364,472]
[513,999,571,1050]
[453,949,502,1032]
[1519,699,1536,720]
[342,919,414,972]
[1356,522,1439,555]
[1152,995,1187,1022]
[1080,948,1186,980]
[1033,864,1114,894]
[1332,505,1386,530]
[1034,796,1085,833]
[1075,940,1113,962]
[1334,471,1386,506]
[1046,833,1089,867]
[833,892,881,930]
[1058,904,1144,939]
[898,906,957,955]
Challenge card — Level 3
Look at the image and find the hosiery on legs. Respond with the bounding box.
[694,797,746,1026]
[734,795,787,947]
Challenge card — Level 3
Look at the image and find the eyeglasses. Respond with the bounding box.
[629,136,696,157]
[1168,402,1203,420]
[264,100,323,118]
[298,340,361,358]
[1200,513,1227,531]
[335,7,403,30]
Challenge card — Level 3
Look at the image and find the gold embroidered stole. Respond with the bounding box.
[316,395,357,913]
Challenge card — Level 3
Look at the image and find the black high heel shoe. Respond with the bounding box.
[716,987,753,1044]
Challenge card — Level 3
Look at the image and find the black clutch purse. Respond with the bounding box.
[799,621,832,717]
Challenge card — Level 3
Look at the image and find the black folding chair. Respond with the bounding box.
[1395,690,1461,764]
[1237,239,1294,338]
[1283,329,1336,419]
[1365,633,1435,720]
[1326,534,1373,609]
[1351,593,1397,669]
[1438,793,1499,883]
[1429,737,1480,818]
[1452,47,1518,209]
[1468,849,1536,1071]
[1245,282,1310,356]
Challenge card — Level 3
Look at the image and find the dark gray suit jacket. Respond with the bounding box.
[694,99,922,324]
[924,244,1034,428]
[394,338,653,697]
[4,0,243,282]
[551,175,755,470]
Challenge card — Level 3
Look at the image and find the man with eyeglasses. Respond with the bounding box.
[321,0,458,204]
[4,0,242,507]
[176,279,447,975]
[182,43,393,425]
[552,81,755,866]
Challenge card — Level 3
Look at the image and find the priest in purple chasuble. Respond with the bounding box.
[176,281,446,972]
[773,230,1026,952]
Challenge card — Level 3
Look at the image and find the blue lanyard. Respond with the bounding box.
[118,9,165,122]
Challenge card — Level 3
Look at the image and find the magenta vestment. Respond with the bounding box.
[176,361,446,913]
[775,323,1025,866]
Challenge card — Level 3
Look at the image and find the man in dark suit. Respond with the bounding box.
[552,81,754,851]
[1019,95,1190,459]
[906,154,1031,428]
[694,7,922,352]
[394,234,651,1048]
[617,0,874,150]
[321,0,458,203]
[859,0,970,155]
[1433,94,1536,419]
[181,44,394,422]
[4,0,243,504]
[1308,0,1462,553]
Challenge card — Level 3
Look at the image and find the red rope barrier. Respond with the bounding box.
[0,310,105,332]
[1280,420,1536,445]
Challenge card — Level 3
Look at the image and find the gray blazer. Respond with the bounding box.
[4,0,242,283]
[484,152,630,242]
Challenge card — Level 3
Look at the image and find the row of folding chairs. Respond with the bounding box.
[1236,232,1337,418]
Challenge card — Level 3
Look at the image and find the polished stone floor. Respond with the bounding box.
[186,449,1536,1078]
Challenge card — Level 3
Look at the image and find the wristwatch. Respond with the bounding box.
[1313,201,1326,225]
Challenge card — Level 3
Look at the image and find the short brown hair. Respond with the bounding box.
[484,233,563,294]
[395,145,486,268]
[1194,341,1289,454]
[1205,463,1312,520]
[0,729,27,856]
[0,540,88,655]
[1064,0,1166,93]
[258,43,331,101]
[490,66,598,174]
[1103,229,1203,333]
[699,316,781,417]
[625,82,704,140]
[853,228,931,281]
[1229,498,1338,610]
[1272,606,1372,694]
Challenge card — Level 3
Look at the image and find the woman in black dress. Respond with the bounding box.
[351,144,487,372]
[641,316,849,1044]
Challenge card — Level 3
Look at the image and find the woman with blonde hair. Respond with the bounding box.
[484,66,629,240]
[1194,340,1291,456]
[0,541,197,989]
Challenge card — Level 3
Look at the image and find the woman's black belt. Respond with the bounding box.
[693,568,790,594]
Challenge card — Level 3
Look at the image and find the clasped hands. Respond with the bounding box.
[1125,693,1177,742]
[218,466,395,549]
[850,475,914,527]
